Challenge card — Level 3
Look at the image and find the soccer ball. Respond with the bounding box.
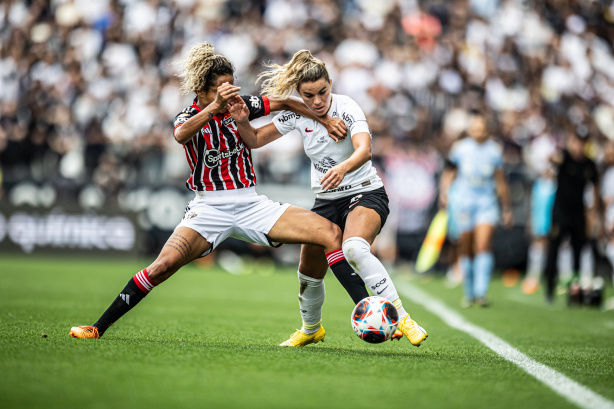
[351,296,399,343]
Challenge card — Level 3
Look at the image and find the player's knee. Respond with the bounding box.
[148,257,181,284]
[322,223,343,249]
[342,237,371,267]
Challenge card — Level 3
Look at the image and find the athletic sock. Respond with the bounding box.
[527,241,545,279]
[473,252,494,298]
[297,272,325,335]
[325,249,369,304]
[93,269,156,336]
[460,256,474,301]
[340,237,407,317]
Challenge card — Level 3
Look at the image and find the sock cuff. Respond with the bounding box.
[302,320,321,331]
[133,269,155,293]
[342,236,370,249]
[297,271,323,284]
[325,249,346,266]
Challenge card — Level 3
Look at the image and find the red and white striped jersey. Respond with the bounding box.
[173,95,270,191]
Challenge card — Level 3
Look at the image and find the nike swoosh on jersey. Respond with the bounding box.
[305,128,314,132]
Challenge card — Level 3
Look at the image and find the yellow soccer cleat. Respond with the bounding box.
[390,329,403,341]
[69,325,100,339]
[398,315,428,347]
[279,326,325,347]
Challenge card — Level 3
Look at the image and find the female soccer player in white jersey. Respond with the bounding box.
[68,42,359,344]
[440,112,513,307]
[229,50,428,347]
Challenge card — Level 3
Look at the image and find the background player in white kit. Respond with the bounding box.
[230,50,428,347]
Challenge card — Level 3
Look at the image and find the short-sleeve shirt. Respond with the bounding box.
[173,95,270,191]
[449,137,503,197]
[272,93,383,199]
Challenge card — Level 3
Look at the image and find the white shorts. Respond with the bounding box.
[176,187,291,257]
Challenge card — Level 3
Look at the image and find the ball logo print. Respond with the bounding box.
[351,296,399,344]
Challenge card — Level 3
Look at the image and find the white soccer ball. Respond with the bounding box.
[351,296,399,343]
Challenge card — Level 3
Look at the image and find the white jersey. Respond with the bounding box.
[272,94,383,199]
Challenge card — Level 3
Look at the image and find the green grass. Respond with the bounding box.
[1,255,613,409]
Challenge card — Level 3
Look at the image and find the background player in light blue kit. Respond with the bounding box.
[441,112,513,307]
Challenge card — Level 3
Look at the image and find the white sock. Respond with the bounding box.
[527,241,545,279]
[297,271,325,335]
[580,244,594,281]
[342,237,408,318]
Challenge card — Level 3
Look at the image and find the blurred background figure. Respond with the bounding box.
[544,131,600,305]
[440,112,513,307]
[523,131,557,294]
[602,142,614,310]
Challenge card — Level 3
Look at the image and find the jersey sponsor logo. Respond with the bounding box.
[277,112,299,123]
[305,128,313,133]
[342,112,355,127]
[249,96,261,109]
[204,142,245,168]
[314,156,338,174]
[325,184,353,193]
[175,113,191,125]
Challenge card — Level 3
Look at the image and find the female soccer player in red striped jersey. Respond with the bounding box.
[229,50,428,347]
[69,42,355,346]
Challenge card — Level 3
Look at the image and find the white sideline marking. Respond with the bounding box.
[397,281,614,409]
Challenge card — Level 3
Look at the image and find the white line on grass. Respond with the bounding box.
[397,281,614,409]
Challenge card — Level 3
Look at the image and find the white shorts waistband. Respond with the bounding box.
[195,186,257,199]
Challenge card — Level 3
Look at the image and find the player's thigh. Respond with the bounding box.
[299,244,329,279]
[473,223,495,253]
[268,205,341,248]
[148,227,212,284]
[343,206,381,245]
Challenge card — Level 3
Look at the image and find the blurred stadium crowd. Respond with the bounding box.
[1,0,614,273]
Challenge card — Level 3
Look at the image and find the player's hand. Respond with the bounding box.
[228,96,249,122]
[323,117,347,143]
[502,207,514,228]
[320,164,347,191]
[214,82,241,112]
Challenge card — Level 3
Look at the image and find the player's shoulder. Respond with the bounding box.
[486,139,503,154]
[274,110,302,124]
[450,137,471,152]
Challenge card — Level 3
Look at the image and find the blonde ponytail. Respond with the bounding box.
[258,50,329,98]
[175,42,235,95]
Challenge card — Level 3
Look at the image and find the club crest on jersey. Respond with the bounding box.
[314,156,338,173]
[222,116,235,127]
[204,142,245,168]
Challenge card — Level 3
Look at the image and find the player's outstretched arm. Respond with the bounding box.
[229,97,284,149]
[269,96,346,142]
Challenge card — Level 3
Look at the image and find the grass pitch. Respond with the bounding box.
[1,255,613,409]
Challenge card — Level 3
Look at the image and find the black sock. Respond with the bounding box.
[326,249,369,304]
[93,269,155,336]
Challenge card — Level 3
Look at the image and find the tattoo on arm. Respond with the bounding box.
[164,233,194,261]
